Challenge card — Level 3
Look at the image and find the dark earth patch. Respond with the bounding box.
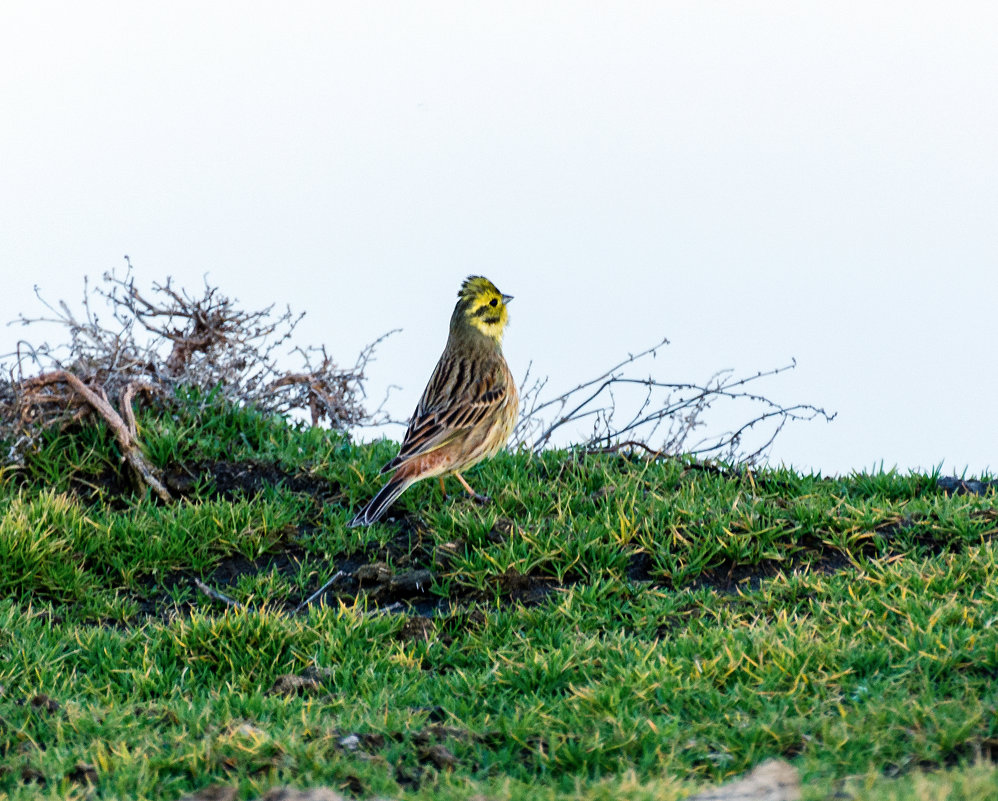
[140,501,998,624]
[210,537,309,587]
[937,475,998,496]
[58,461,997,626]
[189,505,993,624]
[55,458,341,506]
[164,460,342,501]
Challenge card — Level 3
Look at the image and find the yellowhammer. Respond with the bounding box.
[348,276,519,527]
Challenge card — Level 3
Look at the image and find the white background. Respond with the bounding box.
[2,2,995,475]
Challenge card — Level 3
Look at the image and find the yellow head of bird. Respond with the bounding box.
[453,275,513,341]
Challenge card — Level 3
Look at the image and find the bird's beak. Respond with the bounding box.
[502,294,514,304]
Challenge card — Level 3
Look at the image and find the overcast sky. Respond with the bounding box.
[2,2,996,476]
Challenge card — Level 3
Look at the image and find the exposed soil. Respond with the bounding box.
[937,476,998,496]
[43,458,998,624]
[59,458,342,507]
[166,505,997,629]
[163,460,342,501]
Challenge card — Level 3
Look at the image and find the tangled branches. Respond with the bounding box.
[1,261,395,496]
[513,337,835,465]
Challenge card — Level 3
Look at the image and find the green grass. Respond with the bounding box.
[1,394,996,799]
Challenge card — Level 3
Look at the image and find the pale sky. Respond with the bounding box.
[2,2,996,476]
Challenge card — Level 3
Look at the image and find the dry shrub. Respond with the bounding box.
[0,260,395,496]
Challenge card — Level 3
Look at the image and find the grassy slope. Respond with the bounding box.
[1,395,996,800]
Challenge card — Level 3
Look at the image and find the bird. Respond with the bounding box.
[348,275,519,527]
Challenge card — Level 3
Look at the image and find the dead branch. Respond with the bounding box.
[584,439,667,460]
[513,337,671,450]
[513,338,835,466]
[194,578,247,612]
[20,371,172,501]
[294,570,348,613]
[119,381,161,438]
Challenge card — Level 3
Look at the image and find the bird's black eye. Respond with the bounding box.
[489,298,498,307]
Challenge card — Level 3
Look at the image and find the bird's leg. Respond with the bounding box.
[454,472,490,505]
[439,476,447,498]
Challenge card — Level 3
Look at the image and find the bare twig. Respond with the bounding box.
[194,578,247,611]
[294,570,348,613]
[513,338,835,466]
[371,601,405,616]
[120,381,161,438]
[584,439,667,460]
[512,337,671,451]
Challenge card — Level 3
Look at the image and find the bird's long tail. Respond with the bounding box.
[348,474,413,528]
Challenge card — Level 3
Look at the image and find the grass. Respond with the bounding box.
[1,393,996,799]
